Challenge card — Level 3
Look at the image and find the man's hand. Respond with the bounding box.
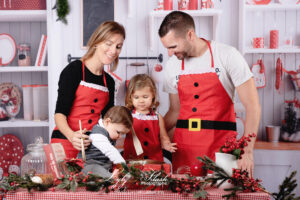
[237,146,254,178]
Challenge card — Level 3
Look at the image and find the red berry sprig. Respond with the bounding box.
[231,168,263,192]
[220,133,256,159]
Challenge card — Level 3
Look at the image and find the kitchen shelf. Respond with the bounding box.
[245,4,300,11]
[239,0,300,55]
[245,47,300,54]
[149,9,222,51]
[0,66,48,72]
[0,10,46,22]
[0,120,49,128]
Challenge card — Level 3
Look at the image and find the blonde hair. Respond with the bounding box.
[125,74,159,111]
[104,106,133,129]
[82,21,126,72]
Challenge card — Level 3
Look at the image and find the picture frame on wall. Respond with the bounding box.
[80,0,115,49]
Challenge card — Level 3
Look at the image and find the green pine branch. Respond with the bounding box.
[272,171,300,200]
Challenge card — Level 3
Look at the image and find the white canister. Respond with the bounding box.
[22,85,33,120]
[215,152,238,188]
[32,85,48,120]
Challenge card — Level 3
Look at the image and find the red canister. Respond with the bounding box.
[164,0,173,10]
[188,0,198,10]
[270,30,279,49]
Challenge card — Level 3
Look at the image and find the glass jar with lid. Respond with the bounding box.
[17,43,31,66]
[20,137,53,185]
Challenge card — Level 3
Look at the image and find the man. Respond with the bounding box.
[159,11,260,177]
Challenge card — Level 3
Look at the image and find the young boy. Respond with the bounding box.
[78,106,133,177]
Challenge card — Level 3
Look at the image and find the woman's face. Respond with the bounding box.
[94,33,124,66]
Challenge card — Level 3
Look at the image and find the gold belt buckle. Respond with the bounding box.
[188,118,201,131]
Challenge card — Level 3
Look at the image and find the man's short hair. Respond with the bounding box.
[158,11,195,38]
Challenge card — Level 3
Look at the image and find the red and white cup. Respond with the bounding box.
[270,30,279,49]
[178,0,188,10]
[252,37,264,48]
[164,0,173,10]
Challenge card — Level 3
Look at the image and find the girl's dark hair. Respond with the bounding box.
[103,106,133,129]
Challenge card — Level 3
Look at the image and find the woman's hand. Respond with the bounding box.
[161,141,177,153]
[70,128,91,151]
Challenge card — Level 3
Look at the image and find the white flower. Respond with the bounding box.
[31,176,43,184]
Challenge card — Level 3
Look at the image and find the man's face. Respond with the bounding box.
[160,30,191,60]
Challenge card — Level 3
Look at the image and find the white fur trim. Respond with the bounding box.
[132,112,158,121]
[80,81,109,92]
[180,67,215,75]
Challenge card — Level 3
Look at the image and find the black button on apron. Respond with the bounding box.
[94,98,98,103]
[144,141,148,146]
[144,155,149,159]
[91,109,95,113]
[88,119,92,124]
[194,82,199,87]
[144,128,149,132]
[194,95,199,99]
[192,107,197,112]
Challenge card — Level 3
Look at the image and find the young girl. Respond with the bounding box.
[123,74,177,162]
[78,106,132,177]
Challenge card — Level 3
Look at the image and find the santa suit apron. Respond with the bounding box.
[173,39,237,175]
[51,61,109,159]
[123,110,163,162]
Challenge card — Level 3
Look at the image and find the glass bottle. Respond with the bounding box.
[17,43,31,66]
[20,137,53,184]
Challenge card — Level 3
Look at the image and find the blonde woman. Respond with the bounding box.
[51,21,126,158]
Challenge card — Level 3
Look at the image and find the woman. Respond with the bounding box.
[51,21,126,158]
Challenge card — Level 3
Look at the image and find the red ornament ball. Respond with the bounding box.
[190,161,202,176]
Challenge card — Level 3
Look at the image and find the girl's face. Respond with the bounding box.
[131,86,154,113]
[104,118,130,140]
[94,33,124,66]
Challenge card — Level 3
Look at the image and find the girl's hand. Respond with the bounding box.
[162,141,177,153]
[70,128,91,150]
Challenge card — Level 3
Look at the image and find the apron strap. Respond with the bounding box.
[201,38,214,68]
[181,38,214,70]
[82,61,85,81]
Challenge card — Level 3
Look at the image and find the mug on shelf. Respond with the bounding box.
[252,37,264,48]
[164,0,173,10]
[265,125,280,142]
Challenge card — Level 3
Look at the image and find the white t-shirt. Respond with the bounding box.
[163,41,253,100]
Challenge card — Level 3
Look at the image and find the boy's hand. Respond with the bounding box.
[162,141,177,152]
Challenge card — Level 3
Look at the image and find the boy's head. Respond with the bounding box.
[103,106,133,140]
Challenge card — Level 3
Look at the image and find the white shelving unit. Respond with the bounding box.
[0,10,49,136]
[149,9,222,51]
[0,66,48,72]
[0,10,46,22]
[0,120,49,128]
[239,1,300,54]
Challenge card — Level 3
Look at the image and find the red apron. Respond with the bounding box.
[123,110,163,162]
[51,61,109,158]
[173,39,237,175]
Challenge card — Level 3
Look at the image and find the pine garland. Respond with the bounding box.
[52,0,70,24]
[0,158,299,200]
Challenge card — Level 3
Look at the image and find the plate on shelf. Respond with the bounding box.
[276,0,300,4]
[0,134,24,176]
[0,82,22,119]
[246,0,271,4]
[0,34,16,66]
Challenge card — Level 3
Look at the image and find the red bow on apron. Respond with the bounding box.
[123,110,163,162]
[172,39,237,175]
[51,61,109,158]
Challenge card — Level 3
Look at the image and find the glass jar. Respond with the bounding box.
[17,43,31,66]
[20,137,53,184]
